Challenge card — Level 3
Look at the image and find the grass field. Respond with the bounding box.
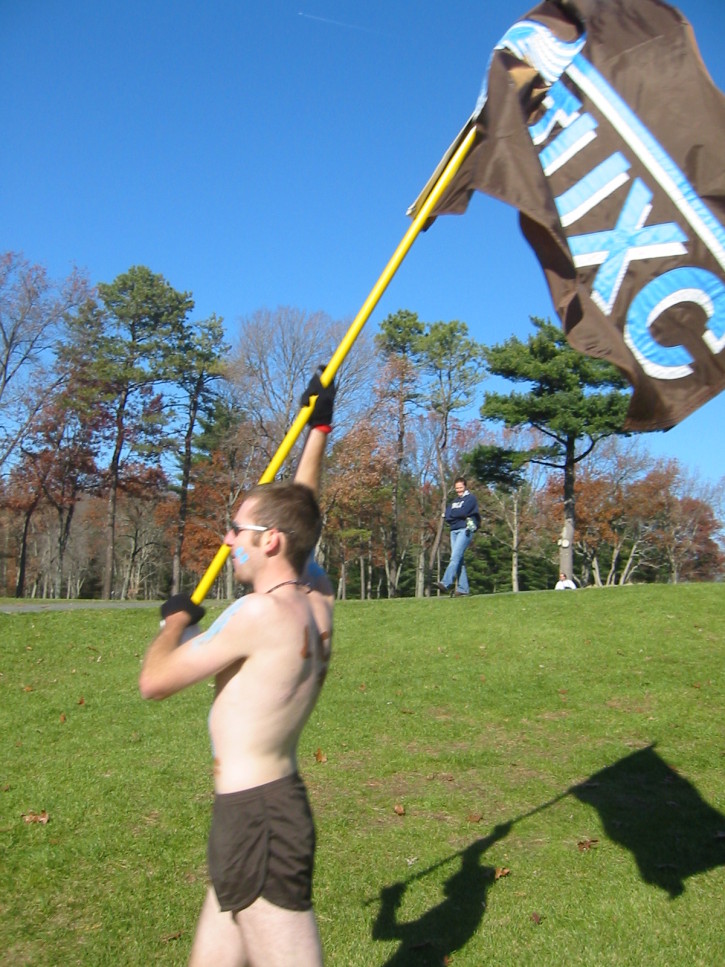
[2,584,724,966]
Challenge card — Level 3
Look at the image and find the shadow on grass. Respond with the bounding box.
[371,745,725,963]
[371,822,511,967]
[571,743,725,898]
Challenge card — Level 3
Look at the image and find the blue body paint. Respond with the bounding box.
[191,595,247,650]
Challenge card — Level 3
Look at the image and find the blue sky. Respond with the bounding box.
[3,0,724,484]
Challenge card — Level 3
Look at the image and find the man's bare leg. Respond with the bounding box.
[188,886,247,967]
[237,895,323,967]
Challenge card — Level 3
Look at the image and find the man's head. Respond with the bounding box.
[454,477,467,496]
[228,482,321,576]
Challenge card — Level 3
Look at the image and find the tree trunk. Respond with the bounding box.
[619,540,640,584]
[54,504,76,600]
[172,377,201,594]
[388,394,406,598]
[337,556,347,600]
[427,436,448,583]
[606,543,621,586]
[558,435,576,578]
[103,396,127,599]
[15,502,39,597]
[591,555,602,587]
[511,494,520,593]
[416,542,426,598]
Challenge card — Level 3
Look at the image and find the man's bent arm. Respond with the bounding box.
[139,597,262,700]
[139,611,196,700]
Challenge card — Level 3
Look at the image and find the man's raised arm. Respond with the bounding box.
[295,369,335,497]
[295,369,335,601]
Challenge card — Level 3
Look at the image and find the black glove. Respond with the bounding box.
[300,366,336,428]
[160,593,206,625]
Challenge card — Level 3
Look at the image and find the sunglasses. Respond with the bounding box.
[229,522,270,536]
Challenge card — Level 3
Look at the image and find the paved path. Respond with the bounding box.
[1,600,160,614]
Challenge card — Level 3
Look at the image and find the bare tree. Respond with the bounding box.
[226,306,377,473]
[0,252,90,469]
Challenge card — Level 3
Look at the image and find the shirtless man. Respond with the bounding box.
[139,374,335,967]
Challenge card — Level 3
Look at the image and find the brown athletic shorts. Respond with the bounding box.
[207,772,315,913]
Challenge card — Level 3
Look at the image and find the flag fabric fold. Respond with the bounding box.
[411,0,725,431]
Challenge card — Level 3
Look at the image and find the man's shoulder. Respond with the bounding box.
[215,592,270,628]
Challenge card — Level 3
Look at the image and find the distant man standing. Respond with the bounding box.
[435,476,481,597]
[139,372,335,967]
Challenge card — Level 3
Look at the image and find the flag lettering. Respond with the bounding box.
[626,267,725,379]
[503,18,725,377]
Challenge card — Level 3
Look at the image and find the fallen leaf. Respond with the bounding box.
[494,867,511,880]
[161,931,183,943]
[577,838,599,851]
[22,810,49,825]
[531,911,544,925]
[393,804,406,816]
[77,697,85,706]
[467,812,483,824]
[23,686,33,693]
[314,748,327,764]
[59,713,66,723]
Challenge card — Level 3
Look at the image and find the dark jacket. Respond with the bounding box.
[444,491,481,532]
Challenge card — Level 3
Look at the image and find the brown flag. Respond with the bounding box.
[409,0,725,431]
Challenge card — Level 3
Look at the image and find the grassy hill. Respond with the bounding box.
[2,583,723,965]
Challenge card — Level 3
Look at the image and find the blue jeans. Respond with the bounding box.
[441,528,472,594]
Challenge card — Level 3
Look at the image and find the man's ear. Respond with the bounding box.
[262,528,283,558]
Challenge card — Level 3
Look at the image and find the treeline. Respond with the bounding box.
[1,254,722,600]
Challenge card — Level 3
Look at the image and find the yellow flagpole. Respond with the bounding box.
[191,124,478,605]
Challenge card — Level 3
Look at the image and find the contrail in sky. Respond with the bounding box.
[297,11,380,34]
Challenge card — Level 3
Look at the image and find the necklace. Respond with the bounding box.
[264,579,303,594]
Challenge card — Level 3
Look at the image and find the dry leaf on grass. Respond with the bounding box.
[22,811,49,825]
[393,804,405,816]
[314,748,327,763]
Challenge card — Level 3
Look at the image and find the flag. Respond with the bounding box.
[409,0,725,431]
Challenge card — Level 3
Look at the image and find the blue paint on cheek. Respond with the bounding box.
[233,549,249,565]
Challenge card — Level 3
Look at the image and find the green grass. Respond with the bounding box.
[2,584,724,965]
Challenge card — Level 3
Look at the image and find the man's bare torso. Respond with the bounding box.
[207,584,332,793]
